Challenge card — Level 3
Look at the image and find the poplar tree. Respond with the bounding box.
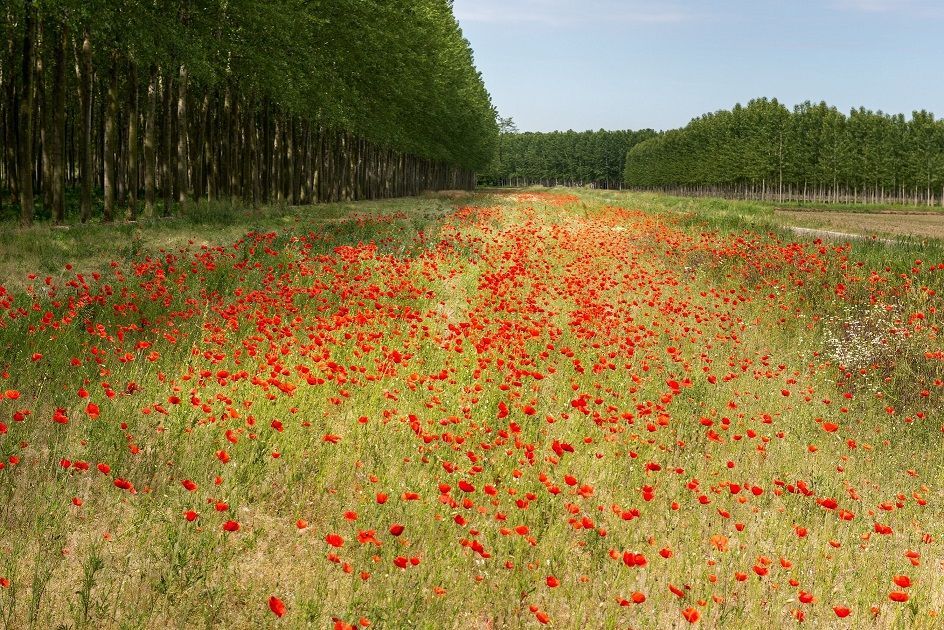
[624,98,944,205]
[0,0,499,223]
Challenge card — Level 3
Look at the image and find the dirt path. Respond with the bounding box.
[776,209,944,240]
[785,225,896,244]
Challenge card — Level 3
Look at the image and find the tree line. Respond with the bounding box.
[624,98,944,206]
[0,0,498,225]
[480,126,656,188]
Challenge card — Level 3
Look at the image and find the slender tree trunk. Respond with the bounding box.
[274,116,282,203]
[37,19,49,213]
[262,101,271,202]
[176,63,189,204]
[127,62,138,219]
[18,0,36,225]
[2,6,17,209]
[200,91,211,201]
[229,93,239,201]
[103,54,118,222]
[287,116,296,204]
[79,29,93,222]
[221,87,231,199]
[144,65,157,215]
[161,71,173,216]
[303,120,312,203]
[189,91,203,200]
[250,104,259,205]
[240,103,250,201]
[207,90,217,201]
[49,22,66,224]
[116,95,126,207]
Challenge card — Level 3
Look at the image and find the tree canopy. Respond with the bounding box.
[481,128,656,188]
[1,0,498,224]
[624,98,944,205]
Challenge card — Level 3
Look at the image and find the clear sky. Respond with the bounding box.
[452,0,944,132]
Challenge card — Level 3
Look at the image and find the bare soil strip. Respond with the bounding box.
[775,209,944,240]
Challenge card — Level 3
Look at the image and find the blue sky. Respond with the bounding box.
[452,0,944,132]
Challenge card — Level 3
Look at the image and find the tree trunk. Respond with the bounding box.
[190,91,203,200]
[103,54,118,222]
[161,71,173,216]
[37,18,49,213]
[287,116,296,204]
[2,6,18,209]
[18,0,36,225]
[229,93,239,201]
[262,101,271,202]
[127,62,138,219]
[49,22,66,224]
[201,91,212,201]
[274,116,282,203]
[221,87,231,199]
[144,65,157,215]
[78,29,93,222]
[177,64,189,204]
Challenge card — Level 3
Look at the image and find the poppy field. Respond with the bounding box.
[0,191,942,628]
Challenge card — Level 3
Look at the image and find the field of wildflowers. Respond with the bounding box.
[0,190,941,628]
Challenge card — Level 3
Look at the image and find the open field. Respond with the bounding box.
[0,190,942,628]
[774,210,944,241]
[587,191,944,244]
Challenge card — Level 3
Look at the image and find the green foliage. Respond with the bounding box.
[8,0,498,173]
[625,99,944,203]
[482,128,656,187]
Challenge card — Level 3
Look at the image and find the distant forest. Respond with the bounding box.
[0,0,498,225]
[625,98,944,206]
[481,128,657,189]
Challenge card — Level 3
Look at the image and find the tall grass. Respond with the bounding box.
[0,190,940,628]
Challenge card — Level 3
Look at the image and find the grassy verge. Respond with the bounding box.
[0,192,485,291]
[768,199,944,214]
[0,188,941,628]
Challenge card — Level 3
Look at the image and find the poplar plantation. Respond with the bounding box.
[624,98,944,206]
[0,1,499,225]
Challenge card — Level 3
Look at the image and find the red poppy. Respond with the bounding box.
[269,595,286,618]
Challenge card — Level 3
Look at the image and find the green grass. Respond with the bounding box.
[0,193,485,291]
[0,189,942,628]
[765,198,944,214]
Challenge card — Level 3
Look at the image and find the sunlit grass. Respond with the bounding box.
[0,189,941,628]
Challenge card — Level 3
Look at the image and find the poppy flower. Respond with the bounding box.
[682,607,700,623]
[269,595,286,618]
[892,575,911,588]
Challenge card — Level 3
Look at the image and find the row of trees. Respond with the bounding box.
[624,98,944,205]
[480,125,656,188]
[0,0,498,225]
